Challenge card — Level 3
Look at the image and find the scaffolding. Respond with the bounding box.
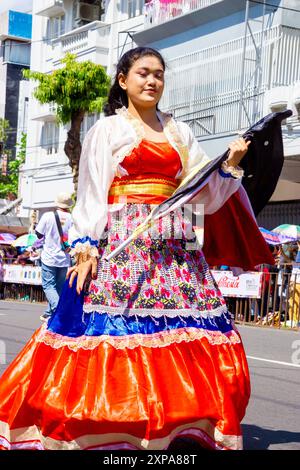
[117,0,278,133]
[238,0,275,129]
[117,30,138,60]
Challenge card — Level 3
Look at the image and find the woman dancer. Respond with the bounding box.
[1,47,262,451]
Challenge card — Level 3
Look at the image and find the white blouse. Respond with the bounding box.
[68,106,243,257]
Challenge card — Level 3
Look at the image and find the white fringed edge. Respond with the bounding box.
[221,160,244,179]
[70,241,99,258]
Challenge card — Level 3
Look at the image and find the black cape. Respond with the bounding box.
[153,109,292,218]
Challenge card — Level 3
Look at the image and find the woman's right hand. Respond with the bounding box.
[66,258,98,295]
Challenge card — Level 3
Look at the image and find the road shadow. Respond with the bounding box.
[243,424,300,449]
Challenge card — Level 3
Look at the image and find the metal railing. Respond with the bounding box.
[173,110,216,138]
[51,21,111,60]
[144,0,220,27]
[2,284,46,303]
[229,268,300,329]
[0,262,299,329]
[161,25,300,133]
[61,30,89,54]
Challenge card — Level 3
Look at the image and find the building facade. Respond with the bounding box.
[21,0,300,228]
[133,0,300,228]
[20,0,145,216]
[0,9,32,160]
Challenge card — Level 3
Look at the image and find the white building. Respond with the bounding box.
[21,1,300,227]
[133,0,300,227]
[20,0,145,216]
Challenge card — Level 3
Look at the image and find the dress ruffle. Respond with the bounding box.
[0,322,249,450]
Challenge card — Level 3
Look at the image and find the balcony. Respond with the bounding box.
[134,0,244,46]
[159,25,300,137]
[51,21,110,67]
[144,0,219,26]
[31,103,56,122]
[33,0,64,17]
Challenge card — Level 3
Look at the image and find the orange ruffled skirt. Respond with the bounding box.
[0,324,250,450]
[0,204,250,450]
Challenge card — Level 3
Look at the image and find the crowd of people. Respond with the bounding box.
[1,211,299,326]
[0,245,42,267]
[213,240,300,326]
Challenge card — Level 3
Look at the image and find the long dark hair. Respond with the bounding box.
[104,47,166,116]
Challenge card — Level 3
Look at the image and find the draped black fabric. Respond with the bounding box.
[151,109,292,219]
[240,109,292,215]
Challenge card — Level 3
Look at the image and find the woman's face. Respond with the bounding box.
[118,55,165,109]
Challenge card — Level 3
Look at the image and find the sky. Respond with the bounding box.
[0,0,32,14]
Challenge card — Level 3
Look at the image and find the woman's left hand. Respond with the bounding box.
[227,137,251,167]
[66,258,97,295]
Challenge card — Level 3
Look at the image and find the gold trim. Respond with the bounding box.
[36,325,241,351]
[159,112,189,173]
[114,107,146,168]
[109,182,176,197]
[0,418,243,450]
[115,107,188,174]
[111,177,178,186]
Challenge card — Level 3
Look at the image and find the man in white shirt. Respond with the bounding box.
[35,192,73,322]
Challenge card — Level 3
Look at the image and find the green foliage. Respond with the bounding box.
[0,118,10,144]
[23,53,110,124]
[0,133,26,198]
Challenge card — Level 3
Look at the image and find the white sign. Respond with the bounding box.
[211,270,263,298]
[1,264,42,285]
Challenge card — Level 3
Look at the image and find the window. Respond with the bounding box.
[46,14,65,40]
[41,122,59,155]
[127,0,145,18]
[80,112,101,142]
[72,0,103,28]
[3,40,30,65]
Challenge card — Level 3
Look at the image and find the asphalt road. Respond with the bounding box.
[0,300,299,450]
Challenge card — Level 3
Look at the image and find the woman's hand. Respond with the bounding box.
[227,137,251,167]
[66,258,98,295]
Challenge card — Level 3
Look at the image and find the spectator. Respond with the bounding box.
[13,249,33,266]
[258,264,271,318]
[296,241,300,263]
[0,249,4,299]
[288,241,300,326]
[273,243,297,322]
[35,192,73,322]
[4,247,16,264]
[29,237,44,267]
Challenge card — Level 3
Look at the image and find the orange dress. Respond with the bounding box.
[108,139,182,205]
[0,140,250,450]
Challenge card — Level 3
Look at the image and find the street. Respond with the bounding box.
[0,300,299,450]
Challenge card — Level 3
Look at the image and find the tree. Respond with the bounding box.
[23,53,110,191]
[0,132,26,199]
[0,117,10,146]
